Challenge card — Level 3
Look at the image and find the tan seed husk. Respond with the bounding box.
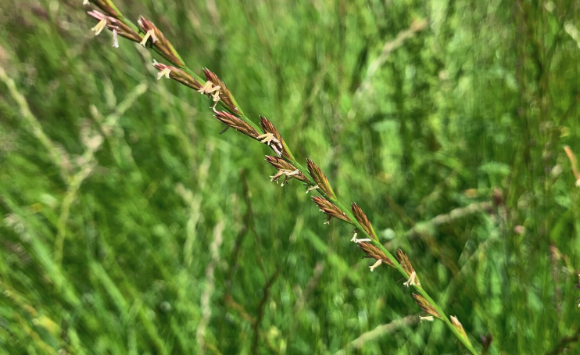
[203,69,239,114]
[138,16,185,68]
[87,11,142,43]
[153,62,202,90]
[412,293,441,319]
[214,111,259,139]
[396,249,417,279]
[450,316,470,343]
[352,203,376,241]
[311,196,350,224]
[265,156,309,183]
[260,116,290,159]
[358,242,395,267]
[306,159,336,199]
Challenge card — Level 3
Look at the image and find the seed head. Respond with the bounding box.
[265,156,309,184]
[138,17,185,68]
[87,11,142,43]
[412,293,441,319]
[351,203,377,241]
[152,62,202,90]
[259,116,291,160]
[203,69,239,114]
[358,242,395,267]
[306,159,336,199]
[311,196,351,224]
[397,249,419,286]
[450,316,471,344]
[213,111,259,139]
[270,169,300,187]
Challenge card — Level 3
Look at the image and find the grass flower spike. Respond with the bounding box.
[137,17,184,67]
[88,11,142,43]
[312,196,351,224]
[265,156,309,184]
[81,2,482,354]
[152,62,202,90]
[213,111,259,140]
[306,159,336,199]
[202,69,240,114]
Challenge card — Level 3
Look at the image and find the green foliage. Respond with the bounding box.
[0,0,579,354]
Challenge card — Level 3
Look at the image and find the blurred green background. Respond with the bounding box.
[1,0,579,354]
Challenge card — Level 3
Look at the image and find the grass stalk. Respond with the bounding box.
[82,1,480,353]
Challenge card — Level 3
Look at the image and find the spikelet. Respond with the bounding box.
[312,196,351,224]
[259,116,292,160]
[358,242,395,267]
[152,62,202,90]
[412,293,441,319]
[306,159,336,199]
[203,69,239,114]
[266,156,309,185]
[88,11,142,43]
[351,203,376,240]
[138,17,185,68]
[214,111,259,139]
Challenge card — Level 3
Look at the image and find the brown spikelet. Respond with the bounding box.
[265,156,309,184]
[203,69,239,114]
[352,203,376,240]
[88,11,142,43]
[259,117,282,143]
[214,111,259,139]
[153,62,202,91]
[358,242,395,267]
[312,196,351,224]
[260,116,293,160]
[450,316,470,343]
[138,17,185,68]
[412,293,441,319]
[306,159,336,199]
[89,0,123,19]
[396,250,416,278]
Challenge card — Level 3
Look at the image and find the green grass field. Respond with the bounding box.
[1,0,579,354]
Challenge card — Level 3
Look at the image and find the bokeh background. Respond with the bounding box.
[1,0,580,354]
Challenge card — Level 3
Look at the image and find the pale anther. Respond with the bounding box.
[306,185,319,194]
[140,30,157,46]
[112,29,119,48]
[353,238,371,243]
[157,68,171,80]
[350,231,358,242]
[403,271,419,287]
[92,19,107,36]
[369,259,382,272]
